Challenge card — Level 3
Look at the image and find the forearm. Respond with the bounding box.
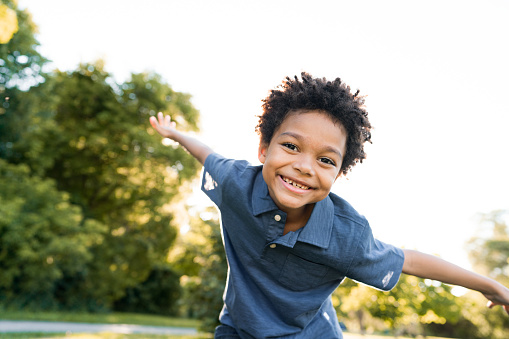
[402,249,502,295]
[170,129,213,165]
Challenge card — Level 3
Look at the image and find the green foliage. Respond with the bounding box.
[114,265,182,316]
[0,0,46,90]
[463,210,509,338]
[1,0,47,167]
[0,159,105,309]
[33,63,200,310]
[467,210,509,286]
[173,209,227,333]
[336,275,467,337]
[1,59,201,311]
[334,210,509,338]
[1,0,201,315]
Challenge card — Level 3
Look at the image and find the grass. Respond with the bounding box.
[0,310,208,339]
[0,311,200,328]
[0,333,452,339]
[0,334,213,339]
[0,311,453,339]
[0,334,65,339]
[343,334,452,339]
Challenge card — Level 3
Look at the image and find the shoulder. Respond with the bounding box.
[204,153,262,188]
[204,153,254,170]
[202,153,262,207]
[327,192,373,253]
[328,192,368,228]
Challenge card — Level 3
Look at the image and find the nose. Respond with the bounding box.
[293,154,315,176]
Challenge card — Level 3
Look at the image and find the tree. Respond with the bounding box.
[0,159,105,309]
[336,210,509,338]
[113,264,182,316]
[1,62,201,311]
[467,210,509,286]
[1,0,47,165]
[462,210,509,338]
[0,2,18,44]
[172,208,228,332]
[336,274,470,337]
[0,0,99,310]
[47,63,199,309]
[0,0,46,91]
[1,1,202,313]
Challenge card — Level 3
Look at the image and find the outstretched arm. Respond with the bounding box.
[149,112,213,165]
[403,249,509,313]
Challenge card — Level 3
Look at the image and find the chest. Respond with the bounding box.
[221,206,344,291]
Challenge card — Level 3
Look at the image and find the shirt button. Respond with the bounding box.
[269,244,277,249]
[274,214,281,222]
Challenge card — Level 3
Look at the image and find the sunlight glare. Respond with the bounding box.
[162,138,179,148]
[451,286,468,297]
[180,224,190,234]
[200,211,214,221]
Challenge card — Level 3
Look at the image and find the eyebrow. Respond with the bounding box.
[279,131,343,159]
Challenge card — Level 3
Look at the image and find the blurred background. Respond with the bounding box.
[1,0,508,337]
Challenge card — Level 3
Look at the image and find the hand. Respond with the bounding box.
[148,111,213,164]
[484,283,509,315]
[487,300,509,315]
[149,112,177,139]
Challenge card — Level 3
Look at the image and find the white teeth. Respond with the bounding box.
[282,177,310,190]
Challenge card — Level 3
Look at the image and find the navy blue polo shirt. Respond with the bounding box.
[202,153,404,338]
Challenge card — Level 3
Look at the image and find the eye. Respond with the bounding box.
[319,157,336,166]
[282,142,298,151]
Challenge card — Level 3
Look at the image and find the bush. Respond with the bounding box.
[114,265,182,316]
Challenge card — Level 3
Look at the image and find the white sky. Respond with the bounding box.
[19,0,509,269]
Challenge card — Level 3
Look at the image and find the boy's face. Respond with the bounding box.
[258,110,347,214]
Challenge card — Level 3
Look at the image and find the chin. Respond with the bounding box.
[277,198,311,211]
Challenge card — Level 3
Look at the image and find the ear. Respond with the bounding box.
[258,143,268,164]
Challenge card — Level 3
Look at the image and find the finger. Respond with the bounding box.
[157,112,164,125]
[165,114,171,126]
[150,119,164,134]
[487,301,495,309]
[149,116,158,128]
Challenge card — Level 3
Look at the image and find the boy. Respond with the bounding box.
[150,73,509,338]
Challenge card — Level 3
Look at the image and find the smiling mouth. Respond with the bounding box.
[281,176,312,190]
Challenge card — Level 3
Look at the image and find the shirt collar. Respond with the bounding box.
[252,170,279,216]
[252,170,334,249]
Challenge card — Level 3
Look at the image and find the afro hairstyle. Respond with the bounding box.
[256,72,372,175]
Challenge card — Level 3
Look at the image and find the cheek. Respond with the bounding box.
[323,171,340,188]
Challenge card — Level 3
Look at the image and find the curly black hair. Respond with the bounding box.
[256,72,372,175]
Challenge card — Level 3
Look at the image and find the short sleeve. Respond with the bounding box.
[201,153,237,207]
[346,224,405,291]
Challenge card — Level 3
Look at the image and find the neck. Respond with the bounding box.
[283,203,315,235]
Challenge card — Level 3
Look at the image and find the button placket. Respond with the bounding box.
[264,212,285,253]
